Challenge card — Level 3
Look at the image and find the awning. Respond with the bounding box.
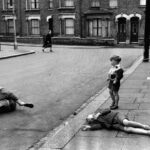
[46,15,52,22]
[129,14,142,20]
[59,14,76,19]
[3,15,16,20]
[115,14,130,21]
[26,15,41,21]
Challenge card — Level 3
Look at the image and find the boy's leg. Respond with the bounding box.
[123,126,150,135]
[114,91,119,106]
[16,100,34,108]
[109,89,115,107]
[111,91,119,109]
[123,119,150,130]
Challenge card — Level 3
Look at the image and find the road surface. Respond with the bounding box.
[0,45,143,150]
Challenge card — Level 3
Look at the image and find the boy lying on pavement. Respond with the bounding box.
[0,86,34,113]
[82,108,150,135]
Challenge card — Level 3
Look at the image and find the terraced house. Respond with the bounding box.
[0,0,147,45]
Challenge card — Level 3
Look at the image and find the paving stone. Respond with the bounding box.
[117,131,149,138]
[143,94,150,98]
[119,103,139,110]
[134,116,150,125]
[119,88,140,93]
[119,97,136,103]
[135,98,150,103]
[139,103,150,110]
[119,93,144,98]
[77,129,117,138]
[122,137,150,150]
[63,136,125,150]
[130,110,150,117]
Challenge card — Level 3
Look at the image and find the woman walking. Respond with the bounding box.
[43,30,53,52]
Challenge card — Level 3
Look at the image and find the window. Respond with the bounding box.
[7,0,13,9]
[31,19,40,35]
[62,0,74,7]
[109,0,118,8]
[140,0,146,5]
[49,0,53,8]
[91,0,100,7]
[65,19,74,35]
[30,0,39,9]
[7,19,14,34]
[87,19,110,37]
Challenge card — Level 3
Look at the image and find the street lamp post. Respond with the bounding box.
[143,0,150,62]
[12,0,18,50]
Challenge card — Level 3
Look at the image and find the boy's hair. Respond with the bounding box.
[110,55,121,63]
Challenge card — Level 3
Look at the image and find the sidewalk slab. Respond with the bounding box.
[63,136,125,150]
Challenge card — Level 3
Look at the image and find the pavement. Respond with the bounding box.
[61,61,150,150]
[0,44,35,59]
[0,44,144,150]
[34,57,150,150]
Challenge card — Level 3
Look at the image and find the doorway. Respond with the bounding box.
[130,17,139,43]
[48,18,53,35]
[118,18,126,43]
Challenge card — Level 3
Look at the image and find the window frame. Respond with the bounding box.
[7,19,14,34]
[30,0,40,10]
[31,19,40,35]
[109,0,118,8]
[140,0,146,6]
[87,19,110,38]
[49,0,53,9]
[64,18,75,36]
[7,0,13,9]
[91,0,100,8]
[60,0,74,8]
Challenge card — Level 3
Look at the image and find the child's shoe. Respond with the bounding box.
[111,105,118,110]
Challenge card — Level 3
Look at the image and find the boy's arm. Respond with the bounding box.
[82,124,103,131]
[100,108,111,116]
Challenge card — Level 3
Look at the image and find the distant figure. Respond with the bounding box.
[0,87,34,113]
[107,55,124,110]
[82,109,150,136]
[43,30,53,53]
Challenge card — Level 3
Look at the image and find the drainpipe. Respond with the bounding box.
[79,0,83,38]
[143,0,150,62]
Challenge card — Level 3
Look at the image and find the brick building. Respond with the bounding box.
[0,0,146,45]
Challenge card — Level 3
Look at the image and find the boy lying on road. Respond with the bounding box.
[82,108,150,135]
[0,86,34,113]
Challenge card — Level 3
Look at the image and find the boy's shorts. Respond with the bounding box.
[108,82,120,92]
[112,113,129,130]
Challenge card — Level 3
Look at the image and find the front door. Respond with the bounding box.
[48,18,53,35]
[130,17,139,43]
[118,18,126,43]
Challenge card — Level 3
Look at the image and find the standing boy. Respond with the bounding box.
[108,55,124,109]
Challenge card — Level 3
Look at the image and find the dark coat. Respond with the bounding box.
[87,109,118,130]
[43,33,52,48]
